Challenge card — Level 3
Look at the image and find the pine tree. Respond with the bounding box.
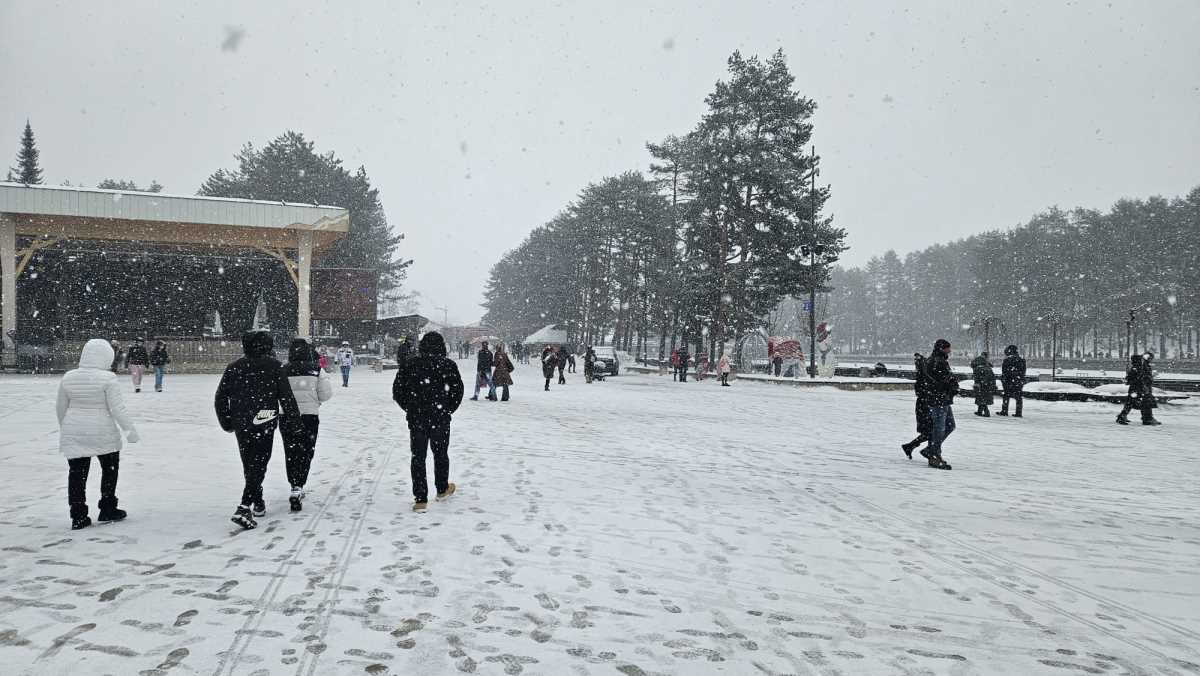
[10,121,43,184]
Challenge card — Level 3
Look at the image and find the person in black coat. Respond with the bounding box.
[922,339,957,469]
[555,345,567,385]
[540,345,558,391]
[215,331,299,529]
[1116,353,1161,426]
[125,338,150,392]
[997,344,1026,417]
[677,346,690,382]
[970,352,996,417]
[150,340,171,392]
[395,335,413,370]
[901,352,932,458]
[393,332,465,510]
[471,341,496,401]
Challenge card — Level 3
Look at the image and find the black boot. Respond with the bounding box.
[70,504,92,531]
[901,442,915,459]
[97,496,126,523]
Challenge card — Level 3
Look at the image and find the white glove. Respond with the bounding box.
[126,429,141,444]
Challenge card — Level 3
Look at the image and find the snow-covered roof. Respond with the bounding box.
[0,182,349,232]
[523,324,569,345]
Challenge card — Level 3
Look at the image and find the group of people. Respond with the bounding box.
[468,340,516,401]
[666,347,732,385]
[901,342,1030,470]
[109,338,171,392]
[966,345,1028,417]
[56,328,472,530]
[901,340,1165,470]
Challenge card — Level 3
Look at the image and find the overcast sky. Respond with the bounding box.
[2,1,1197,325]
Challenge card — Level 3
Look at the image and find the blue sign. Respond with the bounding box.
[802,300,813,313]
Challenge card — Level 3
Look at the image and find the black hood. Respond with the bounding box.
[1004,344,1018,356]
[288,338,312,363]
[419,331,447,357]
[242,331,274,358]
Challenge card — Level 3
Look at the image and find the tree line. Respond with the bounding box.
[482,50,846,363]
[826,188,1200,361]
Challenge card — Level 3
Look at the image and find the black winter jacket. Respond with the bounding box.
[150,347,170,367]
[394,333,465,428]
[1001,355,1026,392]
[125,344,150,367]
[924,351,959,406]
[214,332,298,432]
[476,348,494,373]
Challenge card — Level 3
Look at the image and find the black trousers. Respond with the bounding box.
[236,423,276,506]
[678,366,689,382]
[280,415,320,488]
[557,365,566,384]
[410,424,450,502]
[68,452,119,512]
[1001,390,1023,415]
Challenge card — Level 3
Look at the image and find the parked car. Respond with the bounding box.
[592,346,620,376]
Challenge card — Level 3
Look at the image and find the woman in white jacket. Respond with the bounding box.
[57,339,140,530]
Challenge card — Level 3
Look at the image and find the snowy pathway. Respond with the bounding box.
[0,364,1198,675]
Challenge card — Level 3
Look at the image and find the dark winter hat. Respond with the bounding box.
[934,339,951,351]
[419,331,448,357]
[1130,354,1143,365]
[242,330,274,358]
[288,338,311,363]
[1005,344,1018,356]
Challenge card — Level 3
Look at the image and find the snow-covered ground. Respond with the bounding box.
[1,363,1198,675]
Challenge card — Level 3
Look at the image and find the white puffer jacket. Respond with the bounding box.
[57,339,140,459]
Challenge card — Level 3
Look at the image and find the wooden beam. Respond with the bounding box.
[254,246,299,287]
[14,237,60,276]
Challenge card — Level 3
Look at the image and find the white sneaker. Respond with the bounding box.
[289,486,304,512]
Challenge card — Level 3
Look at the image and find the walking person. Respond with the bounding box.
[471,341,495,401]
[1117,353,1161,426]
[971,352,996,417]
[584,346,597,384]
[125,337,150,393]
[150,340,171,392]
[393,332,464,512]
[997,345,1026,417]
[280,339,332,511]
[670,348,680,381]
[677,346,690,382]
[57,339,141,530]
[718,353,732,386]
[215,331,300,530]
[110,341,125,374]
[555,346,567,385]
[336,341,354,387]
[541,345,558,391]
[492,343,515,401]
[901,352,932,458]
[922,339,957,470]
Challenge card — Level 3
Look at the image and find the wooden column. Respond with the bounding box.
[1,215,15,351]
[297,231,313,338]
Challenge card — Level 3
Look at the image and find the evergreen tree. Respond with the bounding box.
[10,121,43,184]
[96,178,164,192]
[199,131,409,297]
